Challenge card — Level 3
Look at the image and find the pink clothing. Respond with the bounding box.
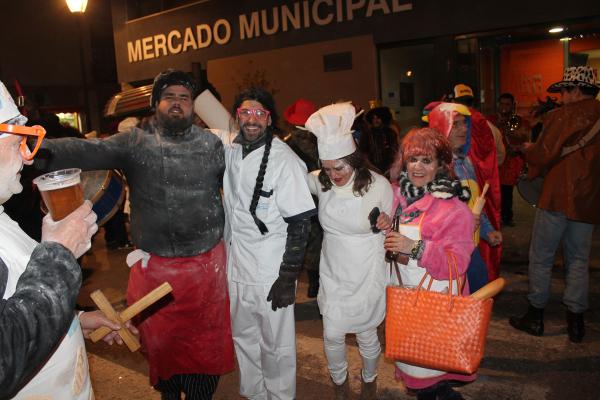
[390,185,476,388]
[391,186,475,281]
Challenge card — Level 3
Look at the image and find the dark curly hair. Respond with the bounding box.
[318,150,374,196]
[232,87,278,234]
[232,86,279,128]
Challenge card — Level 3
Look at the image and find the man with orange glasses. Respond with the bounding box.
[0,80,126,398]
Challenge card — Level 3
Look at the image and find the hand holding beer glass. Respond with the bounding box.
[35,169,98,257]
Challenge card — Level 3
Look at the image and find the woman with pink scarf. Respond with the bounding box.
[382,127,475,400]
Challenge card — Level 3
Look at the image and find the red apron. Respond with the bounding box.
[127,241,235,385]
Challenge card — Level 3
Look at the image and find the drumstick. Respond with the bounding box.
[470,278,505,300]
[472,182,490,216]
[90,290,141,352]
[89,282,173,344]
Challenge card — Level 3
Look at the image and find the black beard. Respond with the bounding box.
[157,111,193,136]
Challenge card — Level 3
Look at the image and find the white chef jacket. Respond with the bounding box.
[215,130,316,285]
[0,207,92,399]
[307,170,393,332]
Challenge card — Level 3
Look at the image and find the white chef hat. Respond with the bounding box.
[305,102,356,161]
[0,81,27,139]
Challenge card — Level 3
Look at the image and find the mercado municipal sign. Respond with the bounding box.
[126,0,413,63]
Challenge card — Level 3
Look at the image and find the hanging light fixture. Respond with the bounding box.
[66,0,88,13]
[549,26,564,34]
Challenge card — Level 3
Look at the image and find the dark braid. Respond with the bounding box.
[249,132,274,234]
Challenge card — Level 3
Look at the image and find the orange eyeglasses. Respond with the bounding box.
[0,124,46,160]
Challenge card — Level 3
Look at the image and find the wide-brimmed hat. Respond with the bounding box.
[547,66,600,93]
[284,98,317,126]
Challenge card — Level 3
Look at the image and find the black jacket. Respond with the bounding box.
[36,122,226,257]
[0,242,81,399]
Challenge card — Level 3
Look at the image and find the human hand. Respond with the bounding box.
[41,200,98,258]
[376,212,392,231]
[487,230,503,247]
[473,213,481,231]
[267,267,297,311]
[80,310,139,345]
[384,231,415,254]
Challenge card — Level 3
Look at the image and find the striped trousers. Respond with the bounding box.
[154,374,220,400]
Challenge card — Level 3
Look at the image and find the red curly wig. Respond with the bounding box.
[389,127,454,181]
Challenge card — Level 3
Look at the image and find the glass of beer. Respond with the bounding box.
[34,168,84,221]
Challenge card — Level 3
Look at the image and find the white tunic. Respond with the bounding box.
[307,171,393,332]
[0,207,92,399]
[216,131,316,285]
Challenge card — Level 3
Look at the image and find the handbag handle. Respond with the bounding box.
[412,251,462,311]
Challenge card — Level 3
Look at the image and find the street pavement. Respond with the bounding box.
[79,194,599,399]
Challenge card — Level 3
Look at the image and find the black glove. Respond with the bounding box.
[368,207,381,233]
[267,263,299,311]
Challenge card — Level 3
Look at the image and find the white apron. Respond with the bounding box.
[318,188,387,333]
[393,215,459,379]
[0,208,92,400]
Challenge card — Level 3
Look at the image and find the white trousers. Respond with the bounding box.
[323,320,381,385]
[229,281,296,400]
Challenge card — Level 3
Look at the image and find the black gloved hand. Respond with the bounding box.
[267,263,299,311]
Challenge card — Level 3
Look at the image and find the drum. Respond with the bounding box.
[517,176,544,207]
[40,170,126,226]
[82,170,126,226]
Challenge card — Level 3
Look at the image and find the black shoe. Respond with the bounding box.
[566,310,585,343]
[509,305,544,336]
[417,381,464,400]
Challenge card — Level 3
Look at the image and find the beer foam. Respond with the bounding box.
[33,168,82,191]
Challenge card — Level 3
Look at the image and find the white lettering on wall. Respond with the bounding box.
[183,27,198,52]
[196,24,212,48]
[313,0,334,26]
[239,12,260,39]
[261,8,280,36]
[282,3,301,31]
[346,0,366,21]
[127,40,142,63]
[366,0,391,16]
[213,19,231,45]
[154,34,168,57]
[142,36,154,60]
[167,30,182,54]
[125,1,413,63]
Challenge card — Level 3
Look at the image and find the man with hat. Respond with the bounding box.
[509,65,600,343]
[214,87,316,400]
[450,83,503,282]
[0,80,121,398]
[282,98,322,298]
[34,69,234,399]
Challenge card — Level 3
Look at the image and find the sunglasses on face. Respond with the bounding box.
[0,124,46,160]
[237,107,270,121]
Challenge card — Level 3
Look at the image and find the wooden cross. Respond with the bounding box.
[89,282,173,352]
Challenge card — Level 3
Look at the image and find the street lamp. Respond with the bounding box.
[67,0,90,132]
[66,0,88,13]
